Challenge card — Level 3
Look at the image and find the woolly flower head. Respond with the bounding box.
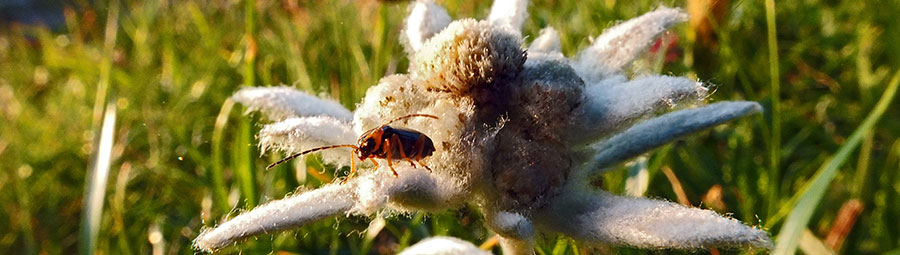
[193,0,772,254]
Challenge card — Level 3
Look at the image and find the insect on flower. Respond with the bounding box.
[196,3,774,253]
[266,114,438,183]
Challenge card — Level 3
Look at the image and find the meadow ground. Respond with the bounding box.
[1,0,899,254]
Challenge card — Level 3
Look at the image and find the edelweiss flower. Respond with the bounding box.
[193,0,773,253]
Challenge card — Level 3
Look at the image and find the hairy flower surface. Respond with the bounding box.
[194,0,772,253]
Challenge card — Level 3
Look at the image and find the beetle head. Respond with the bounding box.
[357,137,376,159]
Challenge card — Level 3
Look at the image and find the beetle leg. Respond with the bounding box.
[417,160,433,173]
[413,134,431,172]
[369,158,379,171]
[341,150,356,184]
[392,134,417,168]
[384,137,399,177]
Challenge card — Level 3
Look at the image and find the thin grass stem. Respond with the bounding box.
[211,99,234,213]
[233,116,258,207]
[81,1,119,253]
[764,0,782,219]
[234,0,260,208]
[772,69,900,255]
[81,101,117,255]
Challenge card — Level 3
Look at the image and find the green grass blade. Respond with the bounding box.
[798,229,836,255]
[234,0,259,209]
[210,99,234,213]
[551,237,568,255]
[81,1,120,253]
[90,0,120,134]
[764,0,782,218]
[81,101,117,255]
[772,69,900,255]
[243,0,257,88]
[233,116,257,207]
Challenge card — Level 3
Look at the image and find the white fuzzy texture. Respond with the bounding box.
[402,0,452,54]
[355,166,471,213]
[484,211,534,239]
[399,236,491,255]
[231,86,352,122]
[624,157,649,197]
[536,189,772,250]
[411,19,525,95]
[573,75,708,142]
[353,75,433,134]
[527,27,561,53]
[259,116,357,165]
[498,236,535,255]
[194,166,470,251]
[488,0,529,31]
[573,7,688,84]
[193,182,357,251]
[584,101,762,177]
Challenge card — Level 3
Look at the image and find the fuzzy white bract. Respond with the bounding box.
[399,236,492,255]
[194,0,773,254]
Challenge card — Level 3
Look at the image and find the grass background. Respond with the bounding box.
[1,0,899,254]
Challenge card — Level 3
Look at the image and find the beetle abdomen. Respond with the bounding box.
[378,127,435,160]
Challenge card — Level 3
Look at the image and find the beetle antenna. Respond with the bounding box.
[383,114,439,126]
[266,144,359,170]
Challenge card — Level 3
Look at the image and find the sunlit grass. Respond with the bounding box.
[1,0,899,254]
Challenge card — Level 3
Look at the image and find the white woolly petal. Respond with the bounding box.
[411,19,525,95]
[535,190,773,250]
[488,0,529,32]
[399,236,491,255]
[193,182,358,252]
[353,75,434,134]
[498,236,535,255]
[232,86,353,122]
[527,27,561,53]
[623,156,649,197]
[403,0,452,54]
[259,116,357,165]
[571,75,707,142]
[357,165,470,213]
[582,101,761,177]
[573,7,688,83]
[484,211,535,239]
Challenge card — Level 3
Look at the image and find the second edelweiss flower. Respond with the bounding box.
[194,0,773,254]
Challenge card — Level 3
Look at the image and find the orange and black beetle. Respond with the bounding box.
[267,114,438,183]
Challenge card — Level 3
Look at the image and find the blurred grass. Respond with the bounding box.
[774,69,900,255]
[1,0,899,254]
